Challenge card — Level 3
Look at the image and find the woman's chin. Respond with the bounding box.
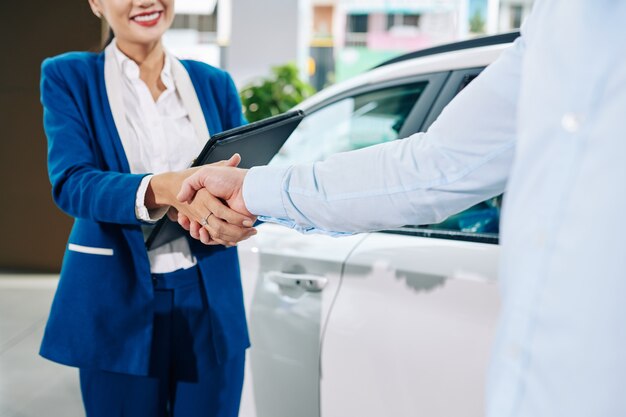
[122,18,172,45]
[122,28,168,47]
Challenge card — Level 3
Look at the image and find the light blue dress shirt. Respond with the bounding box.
[243,1,626,416]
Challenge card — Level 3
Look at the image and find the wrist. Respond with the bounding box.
[146,171,186,209]
[236,170,253,218]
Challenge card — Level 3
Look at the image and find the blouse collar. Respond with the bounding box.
[111,39,174,91]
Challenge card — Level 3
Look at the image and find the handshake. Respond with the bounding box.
[155,154,256,247]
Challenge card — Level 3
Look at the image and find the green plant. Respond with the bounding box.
[469,10,486,34]
[240,63,315,123]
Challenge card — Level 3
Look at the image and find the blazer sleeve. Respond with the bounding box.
[41,57,146,225]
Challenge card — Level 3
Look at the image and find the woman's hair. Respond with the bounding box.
[103,28,115,49]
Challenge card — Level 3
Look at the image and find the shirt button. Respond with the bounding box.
[561,113,582,133]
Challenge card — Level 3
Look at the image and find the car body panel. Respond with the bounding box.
[238,224,368,417]
[320,232,500,417]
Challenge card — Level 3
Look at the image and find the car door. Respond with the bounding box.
[237,72,447,417]
[319,227,500,417]
[320,67,501,417]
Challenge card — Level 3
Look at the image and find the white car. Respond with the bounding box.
[238,32,518,417]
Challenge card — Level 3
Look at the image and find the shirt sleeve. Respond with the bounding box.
[242,34,527,235]
[135,175,169,223]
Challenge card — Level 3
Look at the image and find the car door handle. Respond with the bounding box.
[265,271,328,292]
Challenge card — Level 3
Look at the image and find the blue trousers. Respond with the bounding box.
[79,266,245,417]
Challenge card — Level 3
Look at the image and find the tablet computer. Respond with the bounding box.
[145,110,305,250]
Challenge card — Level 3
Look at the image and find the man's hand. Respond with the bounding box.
[147,154,256,246]
[177,163,252,218]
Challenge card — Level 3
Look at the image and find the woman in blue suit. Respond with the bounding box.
[40,0,256,415]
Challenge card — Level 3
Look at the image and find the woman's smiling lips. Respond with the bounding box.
[130,10,163,27]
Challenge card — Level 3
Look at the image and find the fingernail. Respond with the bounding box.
[243,220,253,227]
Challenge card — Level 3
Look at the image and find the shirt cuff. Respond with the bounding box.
[242,165,291,218]
[135,175,169,223]
[256,215,354,237]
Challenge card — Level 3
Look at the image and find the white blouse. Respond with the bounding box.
[112,42,203,273]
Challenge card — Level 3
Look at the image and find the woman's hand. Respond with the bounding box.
[145,154,257,246]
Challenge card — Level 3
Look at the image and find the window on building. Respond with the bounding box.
[347,14,369,33]
[386,13,421,30]
[171,13,217,32]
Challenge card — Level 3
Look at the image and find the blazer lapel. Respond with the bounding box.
[170,56,210,145]
[98,46,151,288]
[103,42,137,173]
[100,45,209,172]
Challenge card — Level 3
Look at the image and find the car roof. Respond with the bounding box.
[375,31,520,68]
[297,32,520,111]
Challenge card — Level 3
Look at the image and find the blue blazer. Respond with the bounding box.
[40,50,249,375]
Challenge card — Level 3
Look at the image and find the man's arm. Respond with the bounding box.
[179,34,526,235]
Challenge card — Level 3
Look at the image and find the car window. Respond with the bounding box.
[414,195,502,236]
[270,82,427,166]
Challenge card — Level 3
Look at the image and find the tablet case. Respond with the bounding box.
[145,110,305,250]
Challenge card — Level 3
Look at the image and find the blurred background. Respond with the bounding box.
[0,0,531,416]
